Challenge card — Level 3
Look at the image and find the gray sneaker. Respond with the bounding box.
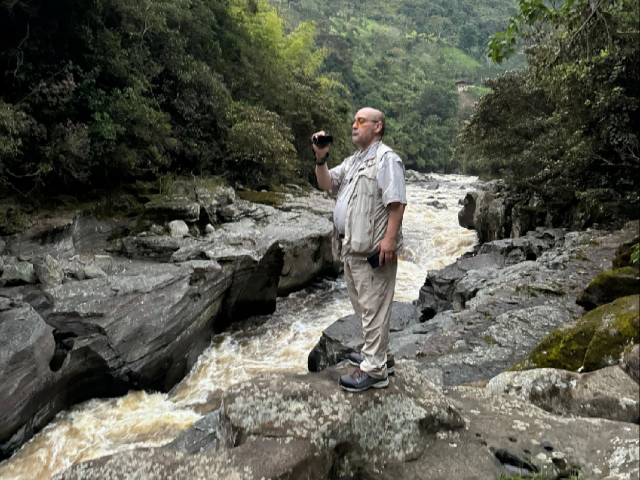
[346,352,395,375]
[339,369,389,392]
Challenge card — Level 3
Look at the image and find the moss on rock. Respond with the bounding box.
[509,295,639,373]
[577,266,640,310]
[613,241,640,269]
[237,190,286,208]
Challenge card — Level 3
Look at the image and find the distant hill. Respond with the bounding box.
[271,0,526,171]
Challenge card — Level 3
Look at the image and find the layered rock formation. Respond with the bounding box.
[0,180,338,458]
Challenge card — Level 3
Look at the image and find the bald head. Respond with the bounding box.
[357,108,385,137]
[352,108,386,149]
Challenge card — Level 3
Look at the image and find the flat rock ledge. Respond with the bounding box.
[53,362,639,480]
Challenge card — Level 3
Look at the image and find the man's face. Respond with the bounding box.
[351,109,381,148]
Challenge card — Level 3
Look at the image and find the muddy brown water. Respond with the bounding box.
[0,175,477,480]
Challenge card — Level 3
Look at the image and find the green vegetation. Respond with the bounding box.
[0,0,524,205]
[0,0,352,197]
[274,0,525,172]
[456,0,639,216]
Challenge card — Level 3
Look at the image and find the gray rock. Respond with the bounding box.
[164,409,236,454]
[55,364,639,480]
[145,200,200,223]
[83,264,107,279]
[168,220,189,238]
[1,262,37,286]
[204,224,215,234]
[622,344,639,384]
[3,216,130,260]
[33,255,65,286]
[0,304,56,457]
[150,224,165,235]
[487,366,639,423]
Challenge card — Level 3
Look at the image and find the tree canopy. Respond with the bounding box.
[456,0,639,209]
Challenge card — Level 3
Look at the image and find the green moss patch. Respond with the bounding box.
[577,266,640,309]
[237,190,286,208]
[509,295,639,372]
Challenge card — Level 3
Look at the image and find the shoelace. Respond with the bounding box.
[351,369,367,380]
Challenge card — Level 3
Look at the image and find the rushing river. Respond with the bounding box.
[0,174,477,480]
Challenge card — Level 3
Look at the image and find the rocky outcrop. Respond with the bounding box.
[418,227,565,320]
[576,266,640,310]
[313,221,639,388]
[0,180,339,459]
[457,180,639,244]
[623,344,640,384]
[487,366,639,423]
[54,362,640,480]
[511,295,639,373]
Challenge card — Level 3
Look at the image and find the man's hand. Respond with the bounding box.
[379,235,397,265]
[311,130,330,160]
[379,202,405,265]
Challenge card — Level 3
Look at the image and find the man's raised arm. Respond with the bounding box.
[311,130,332,193]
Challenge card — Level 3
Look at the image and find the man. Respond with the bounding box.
[312,107,407,392]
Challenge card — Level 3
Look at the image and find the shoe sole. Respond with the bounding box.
[347,358,395,375]
[340,378,389,392]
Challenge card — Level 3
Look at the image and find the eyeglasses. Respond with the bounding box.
[354,118,379,127]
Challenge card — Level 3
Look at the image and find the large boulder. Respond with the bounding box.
[486,366,639,423]
[54,363,640,480]
[0,261,37,286]
[55,361,466,480]
[144,200,200,223]
[576,266,640,310]
[0,301,57,458]
[622,344,639,384]
[33,254,64,286]
[0,258,241,458]
[511,295,639,373]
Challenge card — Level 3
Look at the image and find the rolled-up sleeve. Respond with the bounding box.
[329,161,346,199]
[377,152,407,206]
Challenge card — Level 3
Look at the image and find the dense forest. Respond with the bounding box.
[2,0,637,216]
[0,0,520,199]
[455,0,639,213]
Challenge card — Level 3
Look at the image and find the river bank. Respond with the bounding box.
[1,173,638,479]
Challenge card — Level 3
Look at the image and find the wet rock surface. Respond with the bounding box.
[0,181,339,458]
[54,362,639,480]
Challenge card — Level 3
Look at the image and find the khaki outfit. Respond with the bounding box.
[329,141,406,379]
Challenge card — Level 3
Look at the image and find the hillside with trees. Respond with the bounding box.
[455,0,639,224]
[1,0,524,205]
[272,0,525,172]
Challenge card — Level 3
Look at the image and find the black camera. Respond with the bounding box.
[312,134,333,146]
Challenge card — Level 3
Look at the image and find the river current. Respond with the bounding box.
[0,174,477,480]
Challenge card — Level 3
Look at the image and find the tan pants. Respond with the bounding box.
[344,255,397,379]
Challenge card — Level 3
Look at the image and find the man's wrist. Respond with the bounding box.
[315,152,329,166]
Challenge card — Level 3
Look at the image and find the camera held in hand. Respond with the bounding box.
[312,134,333,146]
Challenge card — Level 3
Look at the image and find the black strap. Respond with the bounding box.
[314,152,329,166]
